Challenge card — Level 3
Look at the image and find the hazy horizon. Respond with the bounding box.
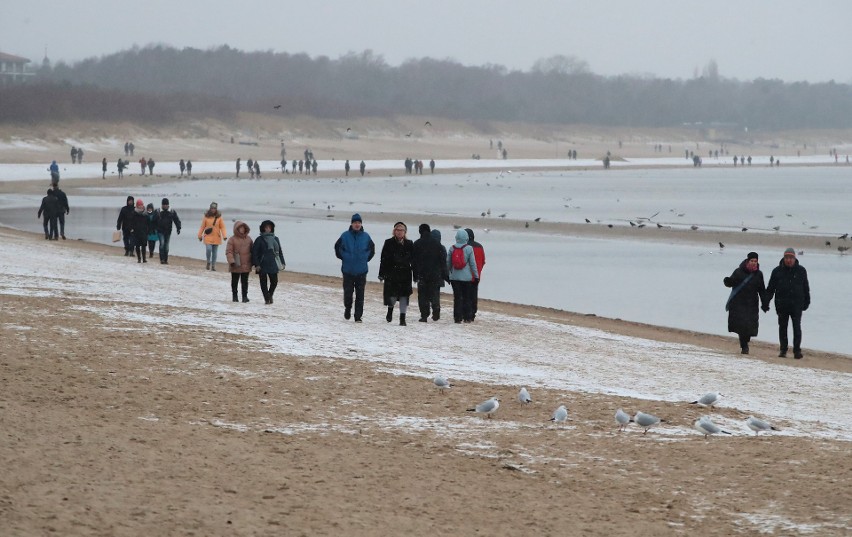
[2,0,851,84]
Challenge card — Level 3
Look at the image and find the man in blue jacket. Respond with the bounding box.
[334,213,375,322]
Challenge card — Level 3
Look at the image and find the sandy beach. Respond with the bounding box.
[2,120,851,536]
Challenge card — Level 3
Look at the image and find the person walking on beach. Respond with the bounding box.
[254,160,261,178]
[334,213,375,322]
[448,229,479,324]
[154,198,181,264]
[464,228,486,321]
[37,189,61,240]
[179,159,186,177]
[764,248,811,359]
[359,160,366,176]
[185,160,192,176]
[52,183,69,240]
[723,252,768,354]
[145,203,159,259]
[116,196,136,256]
[117,158,126,179]
[48,160,60,184]
[429,159,435,173]
[129,199,150,263]
[197,202,227,271]
[147,158,155,176]
[412,223,446,322]
[70,146,77,164]
[139,157,147,176]
[102,157,107,179]
[252,220,285,305]
[77,148,84,163]
[226,221,253,303]
[379,222,415,326]
[236,157,241,177]
[345,160,350,176]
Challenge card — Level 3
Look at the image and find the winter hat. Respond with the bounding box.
[351,213,362,223]
[260,219,275,233]
[136,199,144,207]
[210,202,218,209]
[454,228,469,247]
[146,203,154,210]
[783,247,796,257]
[747,252,759,260]
[161,198,170,206]
[418,223,431,235]
[431,229,442,242]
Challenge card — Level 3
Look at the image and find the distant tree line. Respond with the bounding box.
[11,45,852,129]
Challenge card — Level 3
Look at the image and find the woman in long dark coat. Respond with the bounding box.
[379,222,414,326]
[723,251,768,354]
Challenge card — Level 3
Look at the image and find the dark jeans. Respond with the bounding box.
[122,230,133,254]
[451,280,474,322]
[147,239,157,257]
[778,311,803,352]
[43,216,58,239]
[158,232,172,262]
[417,280,442,320]
[231,272,249,296]
[738,333,751,349]
[259,272,279,301]
[343,273,367,319]
[134,243,146,261]
[57,212,66,236]
[471,279,480,319]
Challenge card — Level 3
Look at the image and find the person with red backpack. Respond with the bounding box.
[464,228,486,321]
[448,229,479,323]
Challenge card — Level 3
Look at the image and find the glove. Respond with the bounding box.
[723,277,731,286]
[803,304,809,311]
[761,305,770,313]
[177,229,181,235]
[474,278,480,284]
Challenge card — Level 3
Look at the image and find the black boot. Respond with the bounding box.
[386,306,394,323]
[399,313,407,326]
[344,307,351,320]
[232,291,238,302]
[242,294,250,303]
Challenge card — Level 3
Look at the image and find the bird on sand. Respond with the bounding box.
[615,408,631,431]
[773,226,781,231]
[585,218,591,223]
[839,233,848,240]
[825,241,831,247]
[629,221,637,227]
[741,227,748,232]
[745,416,778,436]
[719,242,725,249]
[424,121,432,127]
[534,217,541,222]
[690,225,699,230]
[690,392,721,408]
[273,104,281,109]
[694,417,732,438]
[632,411,664,434]
[467,397,500,418]
[498,213,507,218]
[517,387,532,404]
[346,127,352,132]
[550,405,569,424]
[405,132,412,137]
[433,375,453,394]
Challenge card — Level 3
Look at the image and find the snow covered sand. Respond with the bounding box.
[2,227,850,535]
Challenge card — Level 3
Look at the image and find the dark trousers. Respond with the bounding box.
[147,239,157,257]
[260,272,279,300]
[471,280,480,319]
[43,216,58,239]
[134,243,146,261]
[57,212,65,236]
[342,273,367,319]
[417,280,442,320]
[231,272,249,297]
[122,230,133,254]
[158,232,172,262]
[451,280,474,322]
[778,311,803,352]
[738,333,751,349]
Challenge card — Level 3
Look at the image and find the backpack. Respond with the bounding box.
[451,246,467,270]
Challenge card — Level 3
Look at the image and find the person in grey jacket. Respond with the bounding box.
[447,229,479,323]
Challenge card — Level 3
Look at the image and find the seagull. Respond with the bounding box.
[424,121,432,127]
[517,387,532,404]
[405,132,412,137]
[741,227,748,232]
[637,223,646,228]
[719,242,725,249]
[433,376,453,394]
[615,408,631,431]
[550,405,569,424]
[772,226,781,231]
[534,217,541,222]
[607,224,613,228]
[498,213,507,218]
[346,127,352,133]
[481,212,486,217]
[629,221,637,227]
[825,241,831,247]
[839,233,849,240]
[690,225,699,230]
[633,411,664,434]
[690,392,722,408]
[273,104,281,109]
[838,246,850,254]
[746,416,778,436]
[694,417,732,438]
[585,218,591,223]
[656,222,663,229]
[467,397,500,419]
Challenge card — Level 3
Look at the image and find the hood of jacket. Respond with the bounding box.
[233,220,250,236]
[454,228,469,247]
[430,229,442,243]
[464,228,475,242]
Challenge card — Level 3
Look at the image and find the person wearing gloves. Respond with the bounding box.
[197,202,227,271]
[378,222,415,326]
[764,248,811,359]
[723,251,768,354]
[447,228,479,324]
[226,221,253,303]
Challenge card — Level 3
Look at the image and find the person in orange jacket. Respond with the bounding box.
[198,201,228,271]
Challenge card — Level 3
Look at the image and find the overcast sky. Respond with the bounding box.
[2,0,850,83]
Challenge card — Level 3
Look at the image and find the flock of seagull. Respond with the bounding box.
[434,377,779,439]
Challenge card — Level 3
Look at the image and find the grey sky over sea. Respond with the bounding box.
[2,0,850,83]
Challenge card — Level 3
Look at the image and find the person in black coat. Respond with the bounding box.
[378,222,414,325]
[37,189,61,240]
[51,185,70,240]
[723,252,767,354]
[128,199,151,263]
[412,223,446,322]
[764,248,811,359]
[154,198,181,264]
[116,196,136,256]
